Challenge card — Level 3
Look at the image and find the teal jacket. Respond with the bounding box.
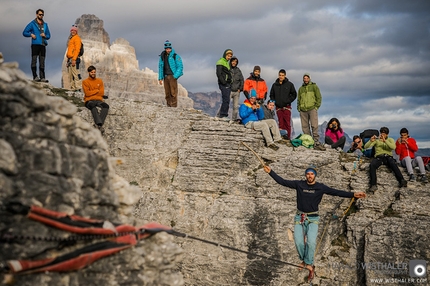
[158,48,183,80]
[297,81,321,112]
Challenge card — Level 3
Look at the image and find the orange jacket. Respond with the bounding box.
[82,77,105,102]
[66,34,81,60]
[243,74,268,100]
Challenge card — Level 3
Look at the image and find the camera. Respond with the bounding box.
[352,142,358,149]
[409,260,426,277]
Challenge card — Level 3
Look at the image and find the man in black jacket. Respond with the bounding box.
[269,69,297,140]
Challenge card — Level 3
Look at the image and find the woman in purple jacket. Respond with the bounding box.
[324,118,346,151]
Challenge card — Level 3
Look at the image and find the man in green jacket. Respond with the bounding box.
[364,126,407,193]
[297,73,325,151]
[216,49,233,121]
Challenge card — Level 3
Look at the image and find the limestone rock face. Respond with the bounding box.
[61,14,190,107]
[2,57,429,285]
[0,61,183,286]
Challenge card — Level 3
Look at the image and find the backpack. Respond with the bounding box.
[78,42,84,57]
[291,134,314,148]
[360,129,379,158]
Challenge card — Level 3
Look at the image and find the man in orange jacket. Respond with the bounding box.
[66,25,82,91]
[82,66,109,133]
[243,66,268,104]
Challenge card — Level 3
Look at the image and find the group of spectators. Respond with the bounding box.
[214,49,429,190]
[215,49,326,151]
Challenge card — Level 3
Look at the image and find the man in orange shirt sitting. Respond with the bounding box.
[82,65,109,133]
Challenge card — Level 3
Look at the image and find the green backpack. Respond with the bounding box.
[291,134,314,148]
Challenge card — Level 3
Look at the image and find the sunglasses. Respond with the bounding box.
[38,14,44,16]
[268,100,275,103]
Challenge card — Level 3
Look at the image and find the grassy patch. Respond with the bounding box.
[49,87,85,107]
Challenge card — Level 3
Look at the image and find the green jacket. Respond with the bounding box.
[364,137,396,157]
[297,81,321,112]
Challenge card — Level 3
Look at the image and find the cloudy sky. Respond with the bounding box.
[1,0,430,147]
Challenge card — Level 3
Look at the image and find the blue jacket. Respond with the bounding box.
[158,48,183,80]
[23,19,51,46]
[239,100,265,125]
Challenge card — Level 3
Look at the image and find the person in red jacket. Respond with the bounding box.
[395,128,428,183]
[82,65,109,133]
[243,66,268,104]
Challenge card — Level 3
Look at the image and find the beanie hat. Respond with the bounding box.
[305,165,318,177]
[70,26,78,32]
[224,49,233,58]
[254,66,261,72]
[303,73,311,79]
[250,89,257,98]
[164,40,172,49]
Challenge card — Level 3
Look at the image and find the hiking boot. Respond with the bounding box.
[267,143,279,151]
[399,179,407,188]
[33,76,41,82]
[314,144,326,151]
[369,185,377,194]
[282,134,290,140]
[420,174,428,183]
[409,174,416,182]
[336,147,343,152]
[323,144,331,149]
[40,78,49,83]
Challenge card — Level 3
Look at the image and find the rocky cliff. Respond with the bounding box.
[61,14,191,108]
[1,58,429,285]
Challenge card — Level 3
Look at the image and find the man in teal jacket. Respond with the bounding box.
[297,73,325,151]
[23,9,51,82]
[158,40,183,107]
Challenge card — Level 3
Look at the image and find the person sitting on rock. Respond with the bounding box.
[395,127,428,183]
[365,126,407,193]
[239,89,282,151]
[82,65,109,133]
[324,117,346,151]
[347,135,364,156]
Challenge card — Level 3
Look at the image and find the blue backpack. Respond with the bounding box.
[360,129,379,158]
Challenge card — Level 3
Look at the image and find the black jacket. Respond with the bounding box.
[269,78,297,108]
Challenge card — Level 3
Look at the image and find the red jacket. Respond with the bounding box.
[395,137,419,160]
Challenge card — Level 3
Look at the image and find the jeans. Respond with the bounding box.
[401,156,426,175]
[294,214,319,265]
[31,44,46,79]
[218,84,231,118]
[85,100,109,126]
[369,155,404,186]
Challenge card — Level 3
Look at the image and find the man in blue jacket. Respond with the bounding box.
[23,9,51,82]
[239,89,282,150]
[158,40,183,107]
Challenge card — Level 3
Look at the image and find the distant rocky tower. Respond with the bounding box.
[61,14,192,107]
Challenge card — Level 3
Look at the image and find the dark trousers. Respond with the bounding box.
[219,84,231,118]
[369,155,404,186]
[325,136,346,149]
[85,100,109,126]
[31,45,46,79]
[276,107,292,138]
[163,75,178,107]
